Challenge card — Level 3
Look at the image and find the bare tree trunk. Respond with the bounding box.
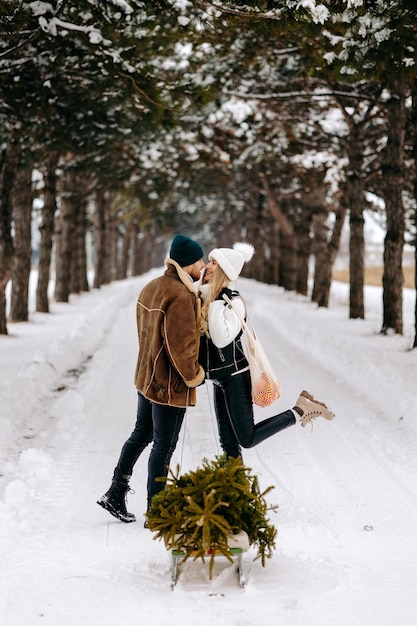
[10,158,33,322]
[381,80,406,334]
[0,133,21,335]
[36,154,58,313]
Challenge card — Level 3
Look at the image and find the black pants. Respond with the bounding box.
[113,392,185,509]
[213,369,296,458]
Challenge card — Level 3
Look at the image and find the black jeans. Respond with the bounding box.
[213,369,296,458]
[113,392,185,509]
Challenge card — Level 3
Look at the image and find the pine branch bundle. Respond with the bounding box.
[146,455,278,577]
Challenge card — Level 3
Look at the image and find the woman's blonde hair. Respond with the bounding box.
[200,264,230,336]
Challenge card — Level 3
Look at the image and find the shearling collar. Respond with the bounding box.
[165,258,198,295]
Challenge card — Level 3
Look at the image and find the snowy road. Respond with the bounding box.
[1,274,417,625]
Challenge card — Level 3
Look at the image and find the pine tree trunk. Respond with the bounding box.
[0,133,21,335]
[300,179,327,303]
[36,154,58,313]
[311,210,329,306]
[70,196,89,294]
[317,204,347,308]
[381,80,406,335]
[347,125,366,320]
[131,223,157,276]
[249,235,264,282]
[148,223,165,269]
[10,159,33,322]
[78,201,90,292]
[258,179,294,286]
[279,233,297,291]
[349,212,365,319]
[117,220,133,280]
[105,218,118,284]
[262,177,294,240]
[131,223,164,274]
[131,222,142,276]
[413,211,417,348]
[270,197,294,290]
[295,217,311,297]
[93,187,109,288]
[410,78,417,349]
[55,171,76,302]
[263,222,280,286]
[229,191,258,281]
[249,223,268,283]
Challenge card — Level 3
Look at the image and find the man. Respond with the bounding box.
[97,234,205,523]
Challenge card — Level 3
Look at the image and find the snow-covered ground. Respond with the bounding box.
[1,270,416,625]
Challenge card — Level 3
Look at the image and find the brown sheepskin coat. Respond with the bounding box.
[134,259,205,407]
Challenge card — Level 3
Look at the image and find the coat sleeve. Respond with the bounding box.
[208,296,245,349]
[163,291,205,387]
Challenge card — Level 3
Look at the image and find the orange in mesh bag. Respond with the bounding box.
[223,294,281,408]
[244,329,281,408]
[253,371,281,408]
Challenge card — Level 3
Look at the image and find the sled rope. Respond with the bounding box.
[178,383,220,471]
[178,409,188,470]
[205,381,221,455]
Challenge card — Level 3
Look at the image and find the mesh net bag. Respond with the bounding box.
[223,293,281,408]
[244,330,281,408]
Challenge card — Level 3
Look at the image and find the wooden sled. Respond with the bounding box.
[170,530,250,589]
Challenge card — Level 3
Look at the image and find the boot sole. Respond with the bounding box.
[97,498,136,523]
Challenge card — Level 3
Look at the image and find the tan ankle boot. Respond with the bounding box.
[294,390,335,428]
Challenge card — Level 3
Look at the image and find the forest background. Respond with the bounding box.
[0,0,416,345]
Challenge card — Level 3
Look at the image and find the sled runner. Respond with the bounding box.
[170,527,250,589]
[170,547,246,589]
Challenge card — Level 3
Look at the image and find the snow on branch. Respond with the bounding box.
[195,0,329,24]
[223,88,384,104]
[195,0,283,20]
[38,16,107,44]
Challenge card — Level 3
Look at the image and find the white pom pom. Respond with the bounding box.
[233,242,254,263]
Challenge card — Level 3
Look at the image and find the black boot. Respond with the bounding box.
[97,476,136,523]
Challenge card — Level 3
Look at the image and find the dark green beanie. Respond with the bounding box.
[169,234,204,267]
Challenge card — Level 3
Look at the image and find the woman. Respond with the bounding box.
[199,242,334,459]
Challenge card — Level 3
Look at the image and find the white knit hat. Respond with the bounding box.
[209,242,255,280]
